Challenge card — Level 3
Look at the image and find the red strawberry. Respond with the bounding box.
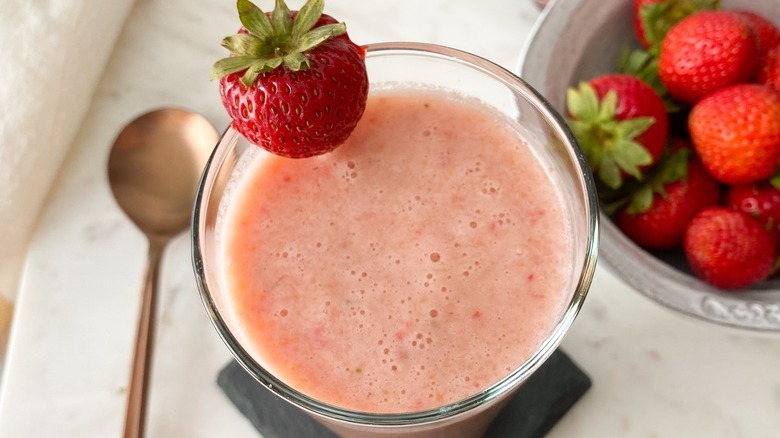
[633,0,719,50]
[566,74,669,189]
[659,11,758,104]
[211,0,368,158]
[616,146,720,249]
[734,10,780,58]
[688,84,780,185]
[757,45,780,94]
[684,207,776,289]
[726,181,780,247]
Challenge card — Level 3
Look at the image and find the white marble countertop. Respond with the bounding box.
[1,0,779,437]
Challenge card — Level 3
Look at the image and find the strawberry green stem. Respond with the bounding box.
[566,82,655,190]
[640,0,720,53]
[211,0,347,87]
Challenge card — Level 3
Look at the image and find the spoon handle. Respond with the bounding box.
[123,241,164,438]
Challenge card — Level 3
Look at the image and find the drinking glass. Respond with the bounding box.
[192,42,599,437]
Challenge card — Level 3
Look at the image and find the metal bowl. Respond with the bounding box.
[518,0,780,332]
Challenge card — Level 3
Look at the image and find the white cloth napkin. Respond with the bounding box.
[0,0,136,302]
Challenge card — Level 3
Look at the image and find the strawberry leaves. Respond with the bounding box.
[271,0,293,37]
[238,0,274,40]
[566,82,655,189]
[602,147,690,215]
[617,47,680,112]
[212,0,347,87]
[640,0,721,53]
[771,167,780,190]
[627,147,689,213]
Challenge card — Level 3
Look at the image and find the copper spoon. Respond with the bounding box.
[108,108,217,438]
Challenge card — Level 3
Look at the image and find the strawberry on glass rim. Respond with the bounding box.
[211,0,368,158]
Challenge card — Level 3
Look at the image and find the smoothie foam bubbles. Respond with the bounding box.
[215,87,576,414]
[194,43,598,438]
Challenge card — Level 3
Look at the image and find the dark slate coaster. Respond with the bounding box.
[483,351,591,438]
[217,350,591,438]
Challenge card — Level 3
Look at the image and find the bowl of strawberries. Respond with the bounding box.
[519,0,780,332]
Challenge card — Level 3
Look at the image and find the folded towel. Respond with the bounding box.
[218,349,591,438]
[0,0,136,302]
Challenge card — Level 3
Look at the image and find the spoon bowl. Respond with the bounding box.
[108,108,217,437]
[109,109,217,240]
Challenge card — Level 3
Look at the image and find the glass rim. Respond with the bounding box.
[191,41,600,426]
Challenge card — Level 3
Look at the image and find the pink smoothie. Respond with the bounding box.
[221,89,573,413]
